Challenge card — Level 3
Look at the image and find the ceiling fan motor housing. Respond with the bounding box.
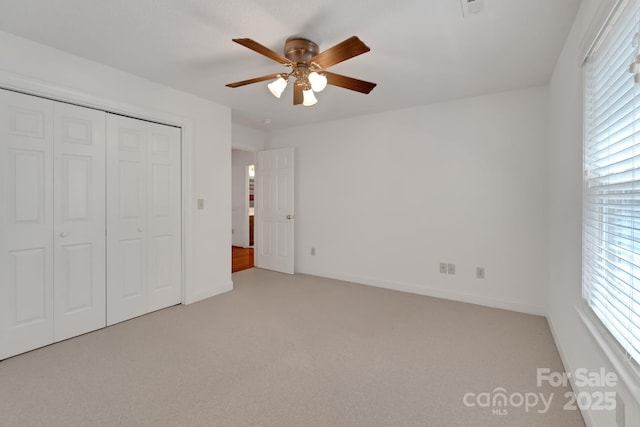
[284,37,319,65]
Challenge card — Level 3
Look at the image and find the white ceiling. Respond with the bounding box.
[0,0,581,130]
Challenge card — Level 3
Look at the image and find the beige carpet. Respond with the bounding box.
[0,268,584,426]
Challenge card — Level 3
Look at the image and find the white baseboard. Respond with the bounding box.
[184,280,234,305]
[298,268,546,316]
[546,316,596,427]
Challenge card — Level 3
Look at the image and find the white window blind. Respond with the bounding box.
[583,0,640,368]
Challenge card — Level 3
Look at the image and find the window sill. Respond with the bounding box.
[576,303,640,405]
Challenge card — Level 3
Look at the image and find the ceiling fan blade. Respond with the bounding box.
[293,82,303,105]
[308,36,370,69]
[226,73,282,88]
[232,38,293,65]
[324,72,377,94]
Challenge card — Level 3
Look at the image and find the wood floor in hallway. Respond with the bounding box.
[232,246,254,272]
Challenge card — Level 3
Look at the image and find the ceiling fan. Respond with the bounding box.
[225,36,377,106]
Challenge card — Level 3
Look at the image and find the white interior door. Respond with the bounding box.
[147,123,181,312]
[256,147,294,274]
[107,114,181,326]
[53,102,106,341]
[0,89,55,359]
[106,114,149,325]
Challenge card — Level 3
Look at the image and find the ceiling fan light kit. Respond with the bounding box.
[226,36,377,107]
[267,76,287,98]
[308,71,327,92]
[302,88,318,106]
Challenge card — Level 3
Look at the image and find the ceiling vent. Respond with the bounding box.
[461,0,485,17]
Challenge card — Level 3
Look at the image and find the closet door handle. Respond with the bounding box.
[59,232,69,238]
[138,227,143,232]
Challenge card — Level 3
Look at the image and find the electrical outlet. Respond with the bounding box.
[310,247,316,256]
[447,263,456,275]
[439,263,447,274]
[476,267,485,279]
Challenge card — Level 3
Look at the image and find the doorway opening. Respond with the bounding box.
[232,149,256,272]
[248,163,255,247]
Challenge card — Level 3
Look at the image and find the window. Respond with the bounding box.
[583,0,640,368]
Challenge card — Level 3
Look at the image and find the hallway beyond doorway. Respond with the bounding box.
[232,246,254,272]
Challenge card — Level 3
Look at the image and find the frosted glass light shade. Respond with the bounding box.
[268,77,287,98]
[302,89,318,106]
[309,72,327,92]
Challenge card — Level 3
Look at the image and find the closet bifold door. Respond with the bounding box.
[106,114,181,326]
[106,114,149,325]
[53,102,106,341]
[146,122,181,313]
[0,90,55,360]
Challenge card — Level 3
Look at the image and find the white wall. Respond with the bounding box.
[548,0,640,425]
[0,30,233,304]
[232,122,266,151]
[232,149,256,247]
[266,86,550,315]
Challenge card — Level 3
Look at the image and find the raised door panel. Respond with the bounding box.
[53,102,106,341]
[10,248,47,325]
[10,149,45,223]
[119,160,144,219]
[0,89,54,360]
[106,114,148,326]
[147,124,181,311]
[120,238,146,297]
[60,244,93,309]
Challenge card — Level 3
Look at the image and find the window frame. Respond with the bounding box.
[581,0,640,400]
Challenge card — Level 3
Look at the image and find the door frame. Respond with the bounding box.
[0,69,191,304]
[231,146,260,252]
[244,161,255,248]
